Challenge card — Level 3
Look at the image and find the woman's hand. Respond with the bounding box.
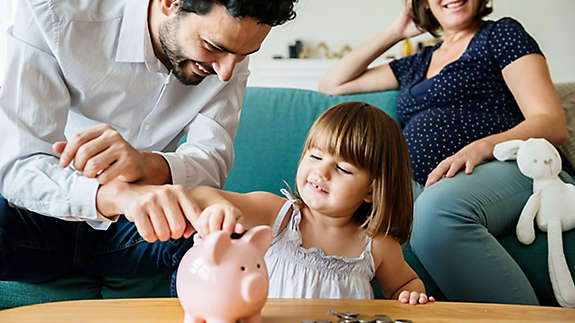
[391,2,425,40]
[194,203,245,239]
[398,290,435,305]
[425,139,495,188]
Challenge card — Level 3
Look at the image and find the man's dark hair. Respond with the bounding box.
[411,0,492,37]
[180,0,297,26]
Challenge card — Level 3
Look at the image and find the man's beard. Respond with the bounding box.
[158,19,206,86]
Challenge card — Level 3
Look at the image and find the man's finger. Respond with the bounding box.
[96,161,124,184]
[177,189,202,224]
[147,205,171,242]
[162,199,186,239]
[73,135,113,171]
[52,141,67,154]
[133,214,157,243]
[59,127,104,167]
[183,222,196,239]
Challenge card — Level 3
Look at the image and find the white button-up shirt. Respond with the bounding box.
[0,0,249,230]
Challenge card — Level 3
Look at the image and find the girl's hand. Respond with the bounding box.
[425,139,495,188]
[195,203,244,239]
[398,290,435,305]
[391,2,425,40]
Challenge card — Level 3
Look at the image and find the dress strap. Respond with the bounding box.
[280,188,297,201]
[271,189,297,236]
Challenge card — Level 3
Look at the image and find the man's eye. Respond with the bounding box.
[204,41,220,51]
[337,166,352,174]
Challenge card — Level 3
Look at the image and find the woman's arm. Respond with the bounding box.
[318,5,423,96]
[190,186,285,236]
[373,235,432,304]
[425,54,568,188]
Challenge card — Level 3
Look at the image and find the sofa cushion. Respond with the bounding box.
[224,87,399,194]
[556,82,575,168]
[0,271,171,310]
[0,276,101,310]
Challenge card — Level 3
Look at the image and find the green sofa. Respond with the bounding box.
[1,86,574,309]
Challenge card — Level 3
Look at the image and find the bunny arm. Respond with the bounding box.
[516,191,540,245]
[547,220,575,308]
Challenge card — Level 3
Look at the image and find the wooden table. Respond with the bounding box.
[1,298,574,322]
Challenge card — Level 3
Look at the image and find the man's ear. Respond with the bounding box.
[159,0,180,16]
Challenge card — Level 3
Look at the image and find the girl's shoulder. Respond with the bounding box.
[370,233,403,268]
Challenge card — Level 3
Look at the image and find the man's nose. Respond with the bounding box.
[213,54,239,82]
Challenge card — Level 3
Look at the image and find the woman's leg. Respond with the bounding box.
[410,161,555,305]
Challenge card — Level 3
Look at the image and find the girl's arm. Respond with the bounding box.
[425,54,568,188]
[373,235,434,305]
[318,5,423,96]
[190,186,286,237]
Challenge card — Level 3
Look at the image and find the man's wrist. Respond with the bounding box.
[96,180,130,217]
[141,151,172,185]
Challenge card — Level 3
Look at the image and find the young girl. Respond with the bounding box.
[190,101,433,304]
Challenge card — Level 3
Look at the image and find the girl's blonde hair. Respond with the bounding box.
[298,101,413,244]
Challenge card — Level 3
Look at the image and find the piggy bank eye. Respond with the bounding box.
[257,264,261,269]
[241,266,246,271]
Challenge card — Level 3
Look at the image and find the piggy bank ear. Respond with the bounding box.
[242,225,273,256]
[203,231,231,265]
[493,140,524,161]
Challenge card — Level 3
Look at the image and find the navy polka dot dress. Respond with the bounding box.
[390,18,542,185]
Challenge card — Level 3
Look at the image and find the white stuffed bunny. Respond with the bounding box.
[494,138,575,307]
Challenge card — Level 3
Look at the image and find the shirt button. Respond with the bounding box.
[144,124,150,131]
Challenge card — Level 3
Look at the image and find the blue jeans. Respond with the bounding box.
[410,160,575,305]
[0,196,194,283]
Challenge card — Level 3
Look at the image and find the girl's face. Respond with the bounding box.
[296,147,372,218]
[426,0,481,32]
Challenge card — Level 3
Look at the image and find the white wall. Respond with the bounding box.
[251,0,575,83]
[1,1,573,82]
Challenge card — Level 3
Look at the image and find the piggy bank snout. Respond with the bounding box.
[241,272,268,303]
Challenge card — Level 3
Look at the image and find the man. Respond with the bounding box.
[0,0,296,282]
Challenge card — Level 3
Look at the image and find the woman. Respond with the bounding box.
[319,0,574,305]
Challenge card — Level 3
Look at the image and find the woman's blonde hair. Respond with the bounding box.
[297,101,413,244]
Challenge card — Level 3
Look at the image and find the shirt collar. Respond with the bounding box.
[115,0,147,63]
[115,0,168,74]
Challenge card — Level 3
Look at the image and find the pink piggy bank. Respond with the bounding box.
[176,225,273,323]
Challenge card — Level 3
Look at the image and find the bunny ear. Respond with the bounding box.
[493,140,525,161]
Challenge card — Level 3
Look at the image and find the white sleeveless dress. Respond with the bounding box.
[264,189,376,299]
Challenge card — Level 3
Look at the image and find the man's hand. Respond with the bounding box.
[53,124,147,184]
[98,181,200,242]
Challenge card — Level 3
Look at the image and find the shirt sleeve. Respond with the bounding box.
[389,48,429,89]
[487,17,543,70]
[0,0,115,230]
[158,60,249,190]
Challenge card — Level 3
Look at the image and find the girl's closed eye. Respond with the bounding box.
[336,164,352,174]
